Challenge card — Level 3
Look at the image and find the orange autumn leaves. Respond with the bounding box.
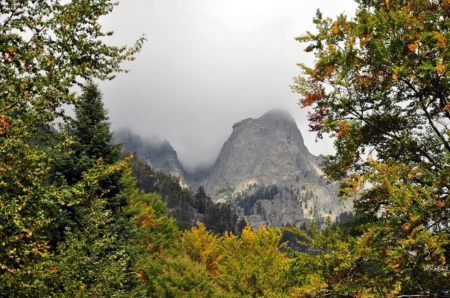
[336,122,350,137]
[302,89,327,107]
[0,115,9,135]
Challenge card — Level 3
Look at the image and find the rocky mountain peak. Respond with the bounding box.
[259,108,295,123]
[116,110,352,229]
[199,109,352,228]
[203,110,313,200]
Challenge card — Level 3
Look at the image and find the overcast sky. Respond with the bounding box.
[98,0,357,172]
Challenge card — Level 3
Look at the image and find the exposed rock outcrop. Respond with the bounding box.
[115,110,353,229]
[113,129,186,182]
[200,109,352,228]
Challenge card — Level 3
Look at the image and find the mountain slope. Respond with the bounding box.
[200,109,352,228]
[114,110,353,228]
[113,129,186,182]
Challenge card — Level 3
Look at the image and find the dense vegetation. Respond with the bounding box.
[291,0,450,295]
[127,156,240,234]
[1,0,449,297]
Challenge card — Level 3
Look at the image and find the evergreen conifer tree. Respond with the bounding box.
[47,83,138,294]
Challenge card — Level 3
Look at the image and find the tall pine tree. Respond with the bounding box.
[51,82,127,238]
[63,82,121,181]
[47,83,138,295]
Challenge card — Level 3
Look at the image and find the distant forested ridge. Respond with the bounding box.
[127,154,243,234]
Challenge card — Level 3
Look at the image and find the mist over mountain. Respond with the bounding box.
[114,109,352,228]
[113,128,187,182]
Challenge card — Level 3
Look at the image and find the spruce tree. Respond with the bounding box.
[52,82,126,223]
[47,83,138,294]
[64,82,121,181]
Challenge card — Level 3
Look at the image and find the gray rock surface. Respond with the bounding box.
[114,110,353,229]
[113,129,186,182]
[199,109,353,228]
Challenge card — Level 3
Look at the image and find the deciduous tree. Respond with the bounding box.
[0,0,143,293]
[293,0,450,181]
[292,0,450,294]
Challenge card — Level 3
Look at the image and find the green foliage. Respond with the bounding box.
[50,83,128,246]
[127,156,159,193]
[204,203,239,235]
[346,161,450,294]
[287,162,450,296]
[128,156,240,234]
[51,196,133,297]
[293,0,450,180]
[236,186,278,216]
[130,191,178,255]
[291,0,450,295]
[286,222,376,297]
[127,180,180,296]
[54,82,122,184]
[0,0,143,294]
[128,156,195,229]
[193,186,209,214]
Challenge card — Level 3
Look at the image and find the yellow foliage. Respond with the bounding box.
[219,223,288,296]
[436,64,446,74]
[387,282,402,296]
[331,23,339,35]
[434,31,447,48]
[181,223,223,276]
[289,274,327,297]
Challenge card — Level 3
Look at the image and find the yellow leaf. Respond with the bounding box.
[331,23,339,35]
[393,73,399,82]
[436,64,446,74]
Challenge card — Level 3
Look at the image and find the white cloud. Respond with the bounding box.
[98,0,357,170]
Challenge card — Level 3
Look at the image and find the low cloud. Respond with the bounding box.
[99,0,355,169]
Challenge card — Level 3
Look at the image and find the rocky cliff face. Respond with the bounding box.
[200,109,353,228]
[113,129,186,182]
[115,110,353,229]
[203,109,319,197]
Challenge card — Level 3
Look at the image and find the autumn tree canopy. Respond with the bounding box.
[0,0,144,294]
[293,0,450,180]
[292,0,450,295]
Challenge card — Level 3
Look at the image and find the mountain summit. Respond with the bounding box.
[116,110,352,228]
[203,109,318,199]
[113,129,186,181]
[200,109,352,227]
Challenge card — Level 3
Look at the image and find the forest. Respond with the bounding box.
[1,0,450,297]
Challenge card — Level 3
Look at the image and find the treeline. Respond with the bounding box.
[128,157,242,234]
[236,185,279,215]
